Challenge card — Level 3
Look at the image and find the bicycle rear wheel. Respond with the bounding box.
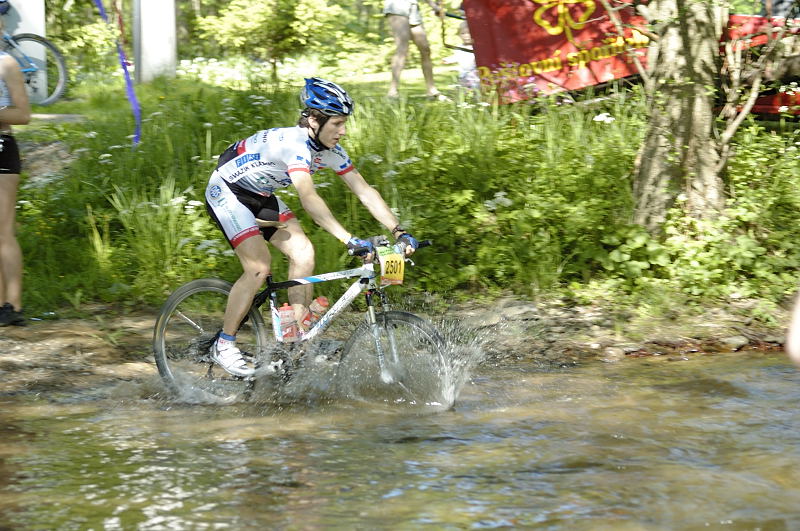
[3,34,67,105]
[336,311,451,407]
[152,278,269,403]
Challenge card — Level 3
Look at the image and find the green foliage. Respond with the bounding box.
[195,0,386,81]
[13,67,800,317]
[107,177,227,299]
[45,0,452,98]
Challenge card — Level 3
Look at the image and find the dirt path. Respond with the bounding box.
[0,313,157,397]
[0,296,790,400]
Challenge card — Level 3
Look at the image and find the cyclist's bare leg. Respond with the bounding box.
[387,14,412,97]
[270,218,314,324]
[222,235,271,337]
[409,24,438,96]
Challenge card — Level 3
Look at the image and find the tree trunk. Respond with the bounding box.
[633,0,728,233]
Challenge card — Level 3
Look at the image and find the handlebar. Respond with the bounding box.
[347,238,432,257]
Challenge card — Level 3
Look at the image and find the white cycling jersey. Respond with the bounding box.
[205,125,355,248]
[212,125,354,195]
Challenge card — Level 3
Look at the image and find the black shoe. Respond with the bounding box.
[0,302,26,326]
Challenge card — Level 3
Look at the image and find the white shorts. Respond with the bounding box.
[205,173,295,249]
[384,0,423,26]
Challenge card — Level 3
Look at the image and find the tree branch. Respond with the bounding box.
[598,0,650,84]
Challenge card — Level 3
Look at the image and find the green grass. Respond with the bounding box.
[12,61,800,321]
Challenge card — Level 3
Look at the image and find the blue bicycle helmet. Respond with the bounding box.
[300,77,354,116]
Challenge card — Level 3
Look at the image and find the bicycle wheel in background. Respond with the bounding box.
[3,34,67,105]
[336,311,451,408]
[153,278,269,403]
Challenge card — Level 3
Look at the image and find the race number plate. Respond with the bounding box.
[378,247,404,286]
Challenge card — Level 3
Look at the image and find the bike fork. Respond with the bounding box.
[366,290,399,384]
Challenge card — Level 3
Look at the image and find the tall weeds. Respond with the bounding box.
[14,76,800,313]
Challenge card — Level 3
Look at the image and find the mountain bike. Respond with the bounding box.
[0,6,67,105]
[152,236,449,405]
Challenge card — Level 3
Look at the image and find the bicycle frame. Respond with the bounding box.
[257,261,384,344]
[250,248,406,383]
[2,32,36,74]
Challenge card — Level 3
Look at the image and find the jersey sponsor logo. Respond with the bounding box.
[235,153,261,167]
[222,166,249,183]
[209,184,223,198]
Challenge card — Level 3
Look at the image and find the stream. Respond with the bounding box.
[1,348,799,529]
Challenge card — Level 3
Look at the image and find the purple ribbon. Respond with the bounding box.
[93,0,141,144]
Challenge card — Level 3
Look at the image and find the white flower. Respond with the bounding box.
[593,112,615,124]
[779,106,789,113]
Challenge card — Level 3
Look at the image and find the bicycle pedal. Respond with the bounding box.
[252,359,289,379]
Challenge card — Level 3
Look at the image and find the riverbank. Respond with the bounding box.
[446,295,788,365]
[0,295,790,398]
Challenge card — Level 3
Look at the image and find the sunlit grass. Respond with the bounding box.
[12,59,800,316]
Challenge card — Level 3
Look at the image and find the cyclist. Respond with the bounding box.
[0,51,31,327]
[205,77,419,377]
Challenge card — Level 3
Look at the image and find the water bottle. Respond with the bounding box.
[279,303,299,342]
[301,296,329,329]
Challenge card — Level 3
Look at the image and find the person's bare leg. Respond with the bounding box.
[786,291,800,368]
[0,174,22,310]
[387,14,412,97]
[410,25,439,96]
[222,235,271,336]
[270,218,314,324]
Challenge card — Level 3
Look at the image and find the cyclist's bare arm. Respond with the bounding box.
[0,55,30,127]
[291,169,352,243]
[339,169,402,236]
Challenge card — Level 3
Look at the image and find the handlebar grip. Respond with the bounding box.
[418,240,433,249]
[347,246,372,256]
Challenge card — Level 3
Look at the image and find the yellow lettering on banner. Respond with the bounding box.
[566,34,649,68]
[529,0,597,45]
[477,27,651,86]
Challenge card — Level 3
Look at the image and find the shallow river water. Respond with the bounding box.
[1,349,799,530]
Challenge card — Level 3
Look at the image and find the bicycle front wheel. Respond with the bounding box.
[152,278,269,403]
[336,311,451,407]
[3,34,67,105]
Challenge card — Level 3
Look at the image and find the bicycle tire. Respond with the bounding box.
[3,33,67,105]
[152,278,270,402]
[336,311,452,407]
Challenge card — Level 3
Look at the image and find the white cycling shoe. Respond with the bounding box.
[210,340,254,378]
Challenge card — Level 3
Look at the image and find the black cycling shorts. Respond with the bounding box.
[0,134,21,174]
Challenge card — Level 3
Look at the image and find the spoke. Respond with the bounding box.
[174,310,205,333]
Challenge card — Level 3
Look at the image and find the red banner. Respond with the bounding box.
[463,0,649,101]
